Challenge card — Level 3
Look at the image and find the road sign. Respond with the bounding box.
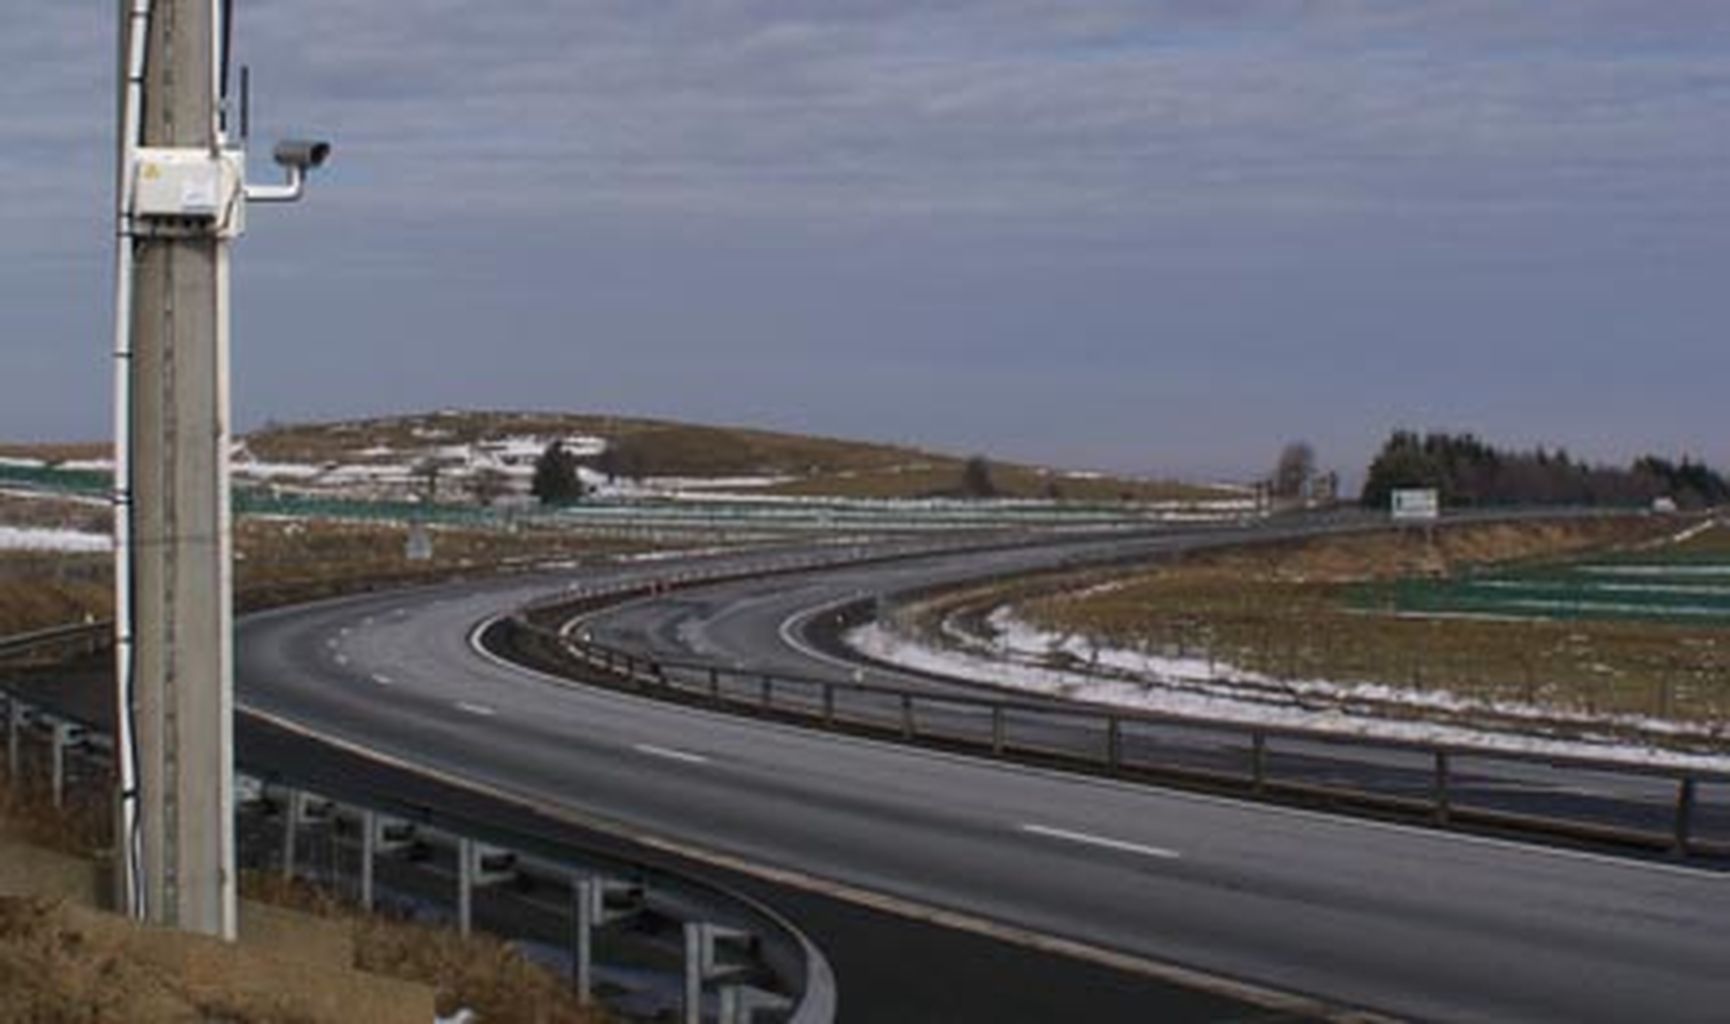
[1391,488,1440,521]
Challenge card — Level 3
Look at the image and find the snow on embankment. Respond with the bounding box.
[847,606,1730,772]
[0,526,111,553]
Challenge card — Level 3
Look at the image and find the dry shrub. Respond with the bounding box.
[239,872,604,1024]
[354,914,600,1024]
[0,561,111,637]
[0,781,111,858]
[0,896,196,1024]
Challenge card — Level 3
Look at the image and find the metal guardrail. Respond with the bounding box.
[0,620,109,662]
[502,581,1730,864]
[0,666,832,1024]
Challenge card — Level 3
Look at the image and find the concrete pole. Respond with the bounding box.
[120,0,237,939]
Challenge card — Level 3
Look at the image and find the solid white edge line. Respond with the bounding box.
[634,743,712,765]
[1021,824,1182,861]
[777,597,878,675]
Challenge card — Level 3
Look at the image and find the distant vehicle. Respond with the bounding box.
[1652,496,1679,513]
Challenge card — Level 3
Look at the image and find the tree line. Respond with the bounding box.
[1360,430,1729,509]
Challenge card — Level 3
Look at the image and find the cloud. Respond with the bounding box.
[5,2,1730,474]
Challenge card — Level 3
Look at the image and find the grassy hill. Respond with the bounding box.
[239,410,1234,501]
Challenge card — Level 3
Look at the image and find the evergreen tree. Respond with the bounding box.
[531,441,585,505]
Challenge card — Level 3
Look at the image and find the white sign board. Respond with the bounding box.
[1390,488,1440,521]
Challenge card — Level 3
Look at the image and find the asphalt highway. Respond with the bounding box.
[232,542,1730,1023]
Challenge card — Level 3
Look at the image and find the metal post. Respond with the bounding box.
[709,666,720,702]
[991,704,1005,755]
[760,674,772,708]
[1674,777,1697,858]
[280,789,299,881]
[822,683,835,727]
[121,0,236,939]
[1251,732,1267,794]
[683,922,703,1024]
[572,878,594,1005]
[6,698,21,781]
[1434,750,1451,824]
[359,809,375,911]
[901,694,914,739]
[51,724,70,809]
[1106,716,1122,771]
[457,837,474,937]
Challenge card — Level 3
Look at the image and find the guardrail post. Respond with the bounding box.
[572,878,594,1005]
[281,789,300,880]
[50,722,72,809]
[901,694,915,739]
[760,674,773,709]
[683,922,703,1024]
[360,809,376,911]
[991,705,1005,755]
[6,697,23,782]
[822,683,835,727]
[1673,777,1697,858]
[1433,750,1451,825]
[708,666,720,702]
[1106,716,1122,771]
[457,837,474,937]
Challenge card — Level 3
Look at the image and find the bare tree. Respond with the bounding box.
[1272,441,1315,499]
[961,455,997,498]
[466,466,513,507]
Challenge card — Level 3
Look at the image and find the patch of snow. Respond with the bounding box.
[232,460,324,480]
[0,456,46,469]
[1579,564,1730,578]
[0,526,111,553]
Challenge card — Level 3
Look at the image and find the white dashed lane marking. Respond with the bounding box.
[1020,824,1182,861]
[633,743,712,765]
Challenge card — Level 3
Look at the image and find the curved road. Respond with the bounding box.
[236,540,1730,1023]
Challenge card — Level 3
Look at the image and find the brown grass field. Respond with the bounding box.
[990,517,1730,724]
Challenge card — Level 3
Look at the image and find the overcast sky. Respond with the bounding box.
[5,2,1728,482]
